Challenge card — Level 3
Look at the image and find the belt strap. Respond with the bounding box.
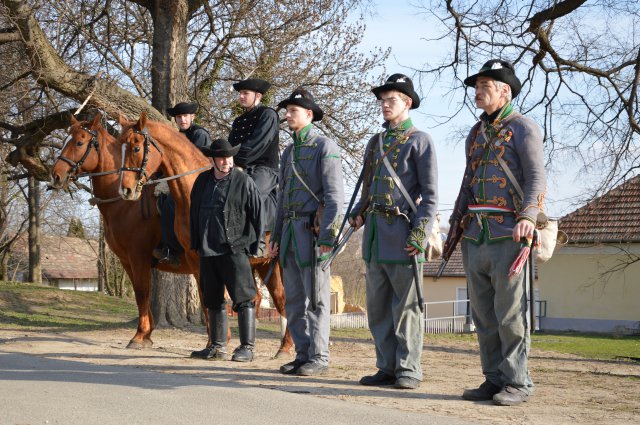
[368,203,406,216]
[284,210,314,219]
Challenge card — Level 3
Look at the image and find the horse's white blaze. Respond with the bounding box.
[118,143,127,197]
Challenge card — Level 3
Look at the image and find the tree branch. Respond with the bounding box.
[527,0,588,33]
[1,0,167,122]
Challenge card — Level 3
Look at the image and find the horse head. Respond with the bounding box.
[50,113,104,189]
[118,111,163,201]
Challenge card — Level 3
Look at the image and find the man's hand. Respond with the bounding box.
[348,215,364,230]
[404,244,420,257]
[512,219,535,242]
[319,245,332,254]
[267,241,279,258]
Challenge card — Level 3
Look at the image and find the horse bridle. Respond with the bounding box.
[57,126,100,177]
[120,127,163,193]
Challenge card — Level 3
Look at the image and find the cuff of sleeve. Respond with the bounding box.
[409,241,425,253]
[317,241,333,248]
[516,216,536,225]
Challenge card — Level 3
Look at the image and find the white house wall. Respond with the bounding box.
[538,244,640,334]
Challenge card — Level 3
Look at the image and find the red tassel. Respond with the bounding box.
[508,245,530,278]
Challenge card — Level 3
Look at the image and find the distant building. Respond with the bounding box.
[422,245,469,320]
[538,176,640,334]
[9,234,99,291]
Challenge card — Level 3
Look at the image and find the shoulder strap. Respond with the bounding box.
[378,128,418,214]
[291,161,320,203]
[493,150,524,200]
[480,114,525,202]
[290,135,321,204]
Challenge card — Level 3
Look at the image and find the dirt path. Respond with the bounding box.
[1,326,638,425]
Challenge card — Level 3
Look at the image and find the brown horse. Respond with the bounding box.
[117,112,292,357]
[50,113,196,348]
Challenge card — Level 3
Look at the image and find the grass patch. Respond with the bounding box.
[531,331,640,361]
[0,280,138,331]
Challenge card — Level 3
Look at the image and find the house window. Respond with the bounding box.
[455,286,468,316]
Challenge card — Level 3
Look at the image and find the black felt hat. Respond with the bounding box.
[277,87,324,122]
[372,73,421,109]
[167,102,198,117]
[232,78,271,94]
[463,59,522,98]
[200,138,240,158]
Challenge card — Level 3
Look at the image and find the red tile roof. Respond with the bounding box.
[12,234,98,279]
[560,175,640,244]
[423,244,465,277]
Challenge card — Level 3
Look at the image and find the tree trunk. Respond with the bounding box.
[27,175,41,284]
[147,0,202,326]
[0,170,7,281]
[150,269,202,327]
[149,1,190,115]
[97,218,105,293]
[0,252,8,281]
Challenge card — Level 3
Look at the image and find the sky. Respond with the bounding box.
[359,1,593,225]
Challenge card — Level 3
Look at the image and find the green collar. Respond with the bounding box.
[482,103,514,139]
[384,117,413,140]
[293,124,313,146]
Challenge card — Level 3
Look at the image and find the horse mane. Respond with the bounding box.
[143,119,210,167]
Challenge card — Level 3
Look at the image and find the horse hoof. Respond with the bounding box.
[126,339,153,349]
[273,349,291,360]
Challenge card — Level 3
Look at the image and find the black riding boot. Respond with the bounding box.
[232,305,255,362]
[190,308,228,360]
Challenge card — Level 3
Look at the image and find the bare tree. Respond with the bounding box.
[417,0,639,195]
[330,230,367,308]
[26,174,40,283]
[0,0,387,326]
[1,0,388,178]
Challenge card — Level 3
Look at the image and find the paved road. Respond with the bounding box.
[0,352,477,425]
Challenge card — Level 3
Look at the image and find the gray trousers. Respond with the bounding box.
[282,243,331,366]
[462,239,533,393]
[365,259,424,380]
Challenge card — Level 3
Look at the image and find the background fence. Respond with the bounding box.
[329,300,473,334]
[251,298,544,334]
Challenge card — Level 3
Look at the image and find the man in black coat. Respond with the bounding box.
[153,102,213,267]
[228,79,280,252]
[189,138,262,362]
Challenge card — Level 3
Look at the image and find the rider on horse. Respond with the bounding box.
[228,79,280,255]
[153,102,213,267]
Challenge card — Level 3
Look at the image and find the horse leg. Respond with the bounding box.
[252,269,263,317]
[125,262,154,349]
[260,261,293,358]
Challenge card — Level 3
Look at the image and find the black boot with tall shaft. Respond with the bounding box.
[190,308,228,360]
[232,305,255,362]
